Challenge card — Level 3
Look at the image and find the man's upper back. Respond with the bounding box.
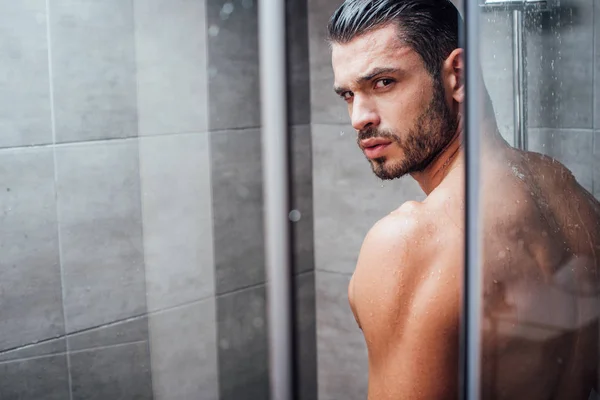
[350,148,600,399]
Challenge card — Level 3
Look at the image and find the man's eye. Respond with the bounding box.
[375,78,394,88]
[341,92,353,101]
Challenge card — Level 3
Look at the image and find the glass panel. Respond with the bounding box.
[479,0,600,398]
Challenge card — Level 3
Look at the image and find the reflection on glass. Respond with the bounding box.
[480,1,600,398]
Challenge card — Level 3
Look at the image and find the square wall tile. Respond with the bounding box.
[207,0,260,130]
[50,0,137,142]
[0,355,70,400]
[316,270,368,400]
[217,284,268,400]
[0,338,66,363]
[56,140,146,333]
[70,342,153,400]
[68,317,149,352]
[134,0,208,135]
[0,1,52,148]
[528,128,594,193]
[0,147,64,351]
[525,0,594,129]
[308,0,348,124]
[210,128,265,294]
[287,0,311,125]
[480,10,515,144]
[148,298,219,400]
[295,272,317,400]
[139,133,215,312]
[312,124,425,274]
[291,125,315,274]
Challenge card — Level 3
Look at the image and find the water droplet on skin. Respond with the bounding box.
[542,230,548,237]
[493,280,498,284]
[498,251,506,259]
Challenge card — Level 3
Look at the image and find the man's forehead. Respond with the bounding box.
[331,25,415,86]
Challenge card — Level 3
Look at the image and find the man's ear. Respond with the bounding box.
[443,48,464,104]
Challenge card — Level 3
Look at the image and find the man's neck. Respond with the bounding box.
[410,131,464,195]
[410,123,510,195]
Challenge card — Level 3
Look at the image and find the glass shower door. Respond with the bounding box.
[466,0,600,398]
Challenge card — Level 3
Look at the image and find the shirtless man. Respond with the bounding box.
[327,0,600,398]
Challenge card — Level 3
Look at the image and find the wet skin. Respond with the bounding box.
[332,24,600,399]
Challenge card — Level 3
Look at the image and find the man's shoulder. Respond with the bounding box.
[364,198,458,253]
[354,200,451,284]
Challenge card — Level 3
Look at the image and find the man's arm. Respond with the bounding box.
[350,206,461,400]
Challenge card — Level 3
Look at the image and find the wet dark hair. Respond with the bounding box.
[327,0,462,79]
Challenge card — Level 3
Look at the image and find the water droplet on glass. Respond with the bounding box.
[208,25,220,37]
[219,339,230,349]
[220,2,234,19]
[288,209,301,222]
[242,0,253,8]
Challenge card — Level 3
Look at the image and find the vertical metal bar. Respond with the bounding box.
[512,9,527,150]
[258,0,293,398]
[462,0,483,399]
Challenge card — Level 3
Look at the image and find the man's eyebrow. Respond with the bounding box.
[357,67,400,82]
[333,67,401,95]
[333,85,347,95]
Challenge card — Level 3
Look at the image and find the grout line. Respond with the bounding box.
[0,336,65,357]
[215,280,266,298]
[0,340,149,366]
[0,124,316,153]
[68,340,147,355]
[0,125,284,153]
[0,352,68,365]
[0,295,219,358]
[45,0,73,398]
[315,269,353,277]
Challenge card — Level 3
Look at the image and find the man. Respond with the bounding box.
[327,0,600,398]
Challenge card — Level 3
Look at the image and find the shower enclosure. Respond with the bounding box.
[1,0,599,399]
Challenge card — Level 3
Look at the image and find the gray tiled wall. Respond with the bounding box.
[55,140,147,333]
[316,270,368,400]
[148,298,219,400]
[50,0,138,143]
[207,0,317,397]
[0,0,220,398]
[134,0,209,136]
[139,132,215,312]
[0,148,64,352]
[0,1,52,148]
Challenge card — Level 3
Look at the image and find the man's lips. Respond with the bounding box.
[360,138,392,159]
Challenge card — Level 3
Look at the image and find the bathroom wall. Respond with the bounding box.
[0,0,315,399]
[0,0,217,398]
[308,0,600,398]
[206,0,316,398]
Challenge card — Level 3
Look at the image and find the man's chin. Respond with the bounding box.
[371,161,408,181]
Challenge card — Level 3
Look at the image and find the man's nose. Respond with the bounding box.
[351,97,380,131]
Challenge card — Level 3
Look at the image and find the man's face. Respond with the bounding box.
[331,24,458,180]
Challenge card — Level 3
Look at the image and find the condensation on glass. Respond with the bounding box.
[476,0,600,398]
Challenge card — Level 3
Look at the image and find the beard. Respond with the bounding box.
[357,78,458,180]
